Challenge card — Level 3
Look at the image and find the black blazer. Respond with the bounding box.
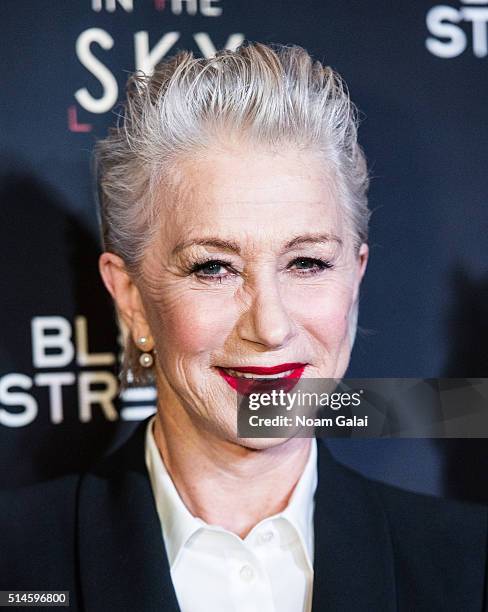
[1,419,487,611]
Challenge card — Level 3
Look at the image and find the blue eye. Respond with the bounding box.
[289,257,333,274]
[190,259,235,280]
[196,261,225,276]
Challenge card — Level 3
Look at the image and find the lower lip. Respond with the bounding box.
[217,365,306,395]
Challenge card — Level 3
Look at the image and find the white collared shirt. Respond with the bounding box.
[145,416,317,612]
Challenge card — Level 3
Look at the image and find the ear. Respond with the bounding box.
[348,243,369,348]
[98,252,154,350]
[351,242,369,304]
[357,242,369,283]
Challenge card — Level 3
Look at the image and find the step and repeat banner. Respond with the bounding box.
[1,0,487,497]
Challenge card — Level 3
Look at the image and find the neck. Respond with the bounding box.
[152,394,312,539]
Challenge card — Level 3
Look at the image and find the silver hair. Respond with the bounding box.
[95,41,370,387]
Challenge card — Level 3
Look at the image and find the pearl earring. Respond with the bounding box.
[139,351,154,368]
[137,336,154,368]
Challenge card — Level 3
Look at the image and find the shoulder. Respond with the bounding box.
[369,472,487,568]
[0,422,148,592]
[0,472,80,507]
[323,448,487,607]
[0,475,80,590]
[345,457,485,531]
[327,448,487,534]
[0,474,80,530]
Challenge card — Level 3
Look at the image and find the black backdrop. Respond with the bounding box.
[1,0,487,498]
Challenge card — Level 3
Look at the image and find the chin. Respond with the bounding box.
[234,436,295,451]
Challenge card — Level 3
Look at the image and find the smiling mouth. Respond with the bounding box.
[216,363,307,394]
[222,367,296,379]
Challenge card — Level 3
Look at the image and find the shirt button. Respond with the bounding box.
[239,564,255,582]
[257,530,274,545]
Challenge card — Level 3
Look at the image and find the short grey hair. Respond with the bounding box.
[95,41,370,387]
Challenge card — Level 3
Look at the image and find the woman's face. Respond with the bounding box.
[138,142,368,444]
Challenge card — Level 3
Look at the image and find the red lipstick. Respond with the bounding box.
[222,362,306,375]
[217,363,307,395]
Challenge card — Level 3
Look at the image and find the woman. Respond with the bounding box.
[1,43,487,611]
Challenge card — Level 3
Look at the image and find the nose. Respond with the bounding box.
[236,276,296,350]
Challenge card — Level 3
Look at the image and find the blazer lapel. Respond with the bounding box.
[312,441,397,612]
[77,419,180,612]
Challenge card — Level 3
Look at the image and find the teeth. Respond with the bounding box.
[222,368,294,379]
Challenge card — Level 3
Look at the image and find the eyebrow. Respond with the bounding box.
[172,233,343,256]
